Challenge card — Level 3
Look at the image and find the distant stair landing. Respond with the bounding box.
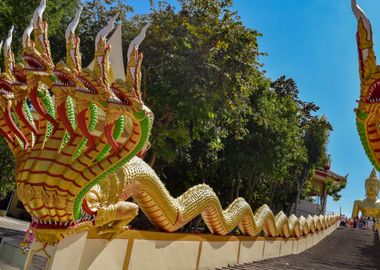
[218,228,380,270]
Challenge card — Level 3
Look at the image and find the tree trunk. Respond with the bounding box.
[269,182,278,210]
[142,66,148,99]
[246,169,257,205]
[229,179,236,202]
[149,152,157,167]
[235,171,242,198]
[320,184,328,215]
[293,182,300,215]
[293,169,309,215]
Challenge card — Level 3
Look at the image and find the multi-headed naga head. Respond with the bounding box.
[23,0,54,77]
[107,27,147,116]
[109,79,143,113]
[73,14,119,151]
[13,64,27,88]
[0,73,15,122]
[22,1,58,129]
[0,29,32,148]
[22,25,53,78]
[0,73,14,107]
[0,71,29,149]
[50,4,82,98]
[108,25,149,119]
[73,13,119,108]
[52,62,77,97]
[75,68,111,107]
[352,0,380,169]
[3,26,15,77]
[3,27,22,92]
[66,5,83,73]
[3,25,38,139]
[101,24,149,152]
[4,26,27,100]
[352,0,379,108]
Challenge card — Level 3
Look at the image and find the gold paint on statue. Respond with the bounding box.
[86,157,338,239]
[352,168,380,217]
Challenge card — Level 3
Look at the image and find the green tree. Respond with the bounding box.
[215,76,308,212]
[0,138,15,200]
[141,1,263,165]
[326,177,347,201]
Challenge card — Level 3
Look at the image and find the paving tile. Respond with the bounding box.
[218,228,380,270]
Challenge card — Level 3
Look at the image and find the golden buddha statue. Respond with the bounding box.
[352,169,380,218]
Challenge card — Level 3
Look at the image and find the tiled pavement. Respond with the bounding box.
[218,227,380,270]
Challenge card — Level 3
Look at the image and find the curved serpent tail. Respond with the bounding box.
[73,111,150,220]
[102,157,337,238]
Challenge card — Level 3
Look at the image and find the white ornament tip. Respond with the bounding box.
[351,0,371,39]
[4,25,14,53]
[127,24,149,62]
[95,13,119,49]
[33,0,47,28]
[23,20,34,48]
[65,5,83,42]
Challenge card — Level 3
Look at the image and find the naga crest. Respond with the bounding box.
[0,0,151,243]
[352,0,380,169]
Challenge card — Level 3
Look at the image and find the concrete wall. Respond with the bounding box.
[24,221,340,270]
[296,199,322,217]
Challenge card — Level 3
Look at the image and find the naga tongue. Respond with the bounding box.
[104,122,119,153]
[78,109,96,152]
[29,88,58,129]
[57,103,76,145]
[15,102,38,136]
[4,106,29,150]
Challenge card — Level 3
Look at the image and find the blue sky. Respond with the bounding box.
[126,0,380,216]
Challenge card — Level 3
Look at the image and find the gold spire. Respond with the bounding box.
[369,168,377,179]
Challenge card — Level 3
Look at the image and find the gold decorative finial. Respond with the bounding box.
[370,168,377,179]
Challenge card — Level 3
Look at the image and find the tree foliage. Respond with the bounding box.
[0,138,15,200]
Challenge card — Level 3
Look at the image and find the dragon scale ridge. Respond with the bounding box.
[86,157,337,240]
[0,0,338,244]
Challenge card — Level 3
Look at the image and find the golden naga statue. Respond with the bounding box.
[0,0,338,244]
[351,0,380,169]
[352,169,380,218]
[351,1,380,218]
